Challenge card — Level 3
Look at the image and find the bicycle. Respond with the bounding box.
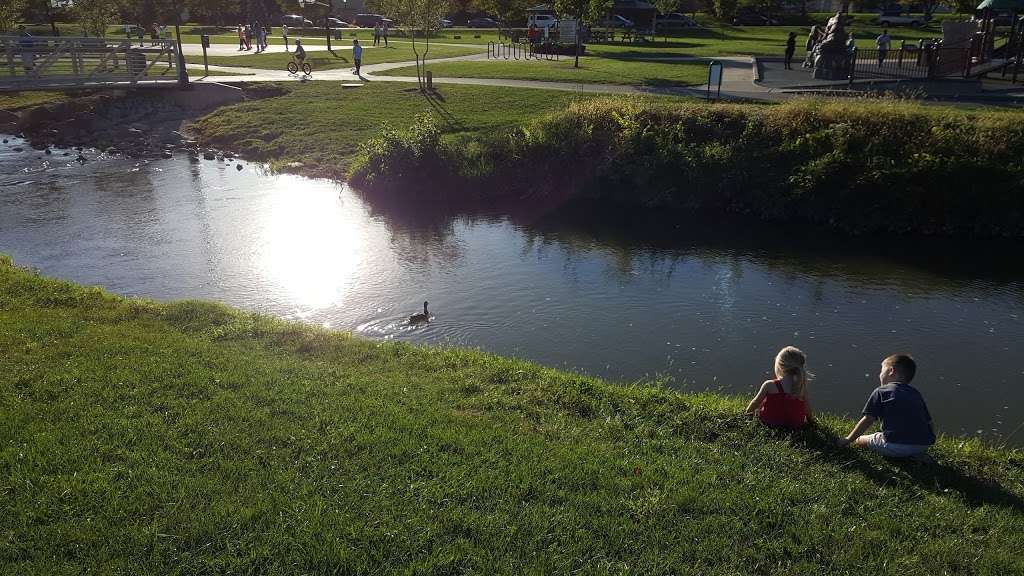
[287,56,311,77]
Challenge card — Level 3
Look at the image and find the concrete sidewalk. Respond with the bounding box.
[189,53,779,102]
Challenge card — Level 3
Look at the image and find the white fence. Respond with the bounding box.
[1,36,181,91]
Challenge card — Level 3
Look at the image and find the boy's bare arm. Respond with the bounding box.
[837,415,876,447]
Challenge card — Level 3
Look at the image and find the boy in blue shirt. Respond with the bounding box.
[837,354,936,457]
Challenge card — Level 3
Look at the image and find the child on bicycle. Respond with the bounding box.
[293,39,306,69]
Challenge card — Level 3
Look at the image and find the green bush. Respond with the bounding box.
[351,97,1024,237]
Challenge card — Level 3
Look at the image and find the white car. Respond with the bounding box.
[527,14,558,29]
[877,12,930,27]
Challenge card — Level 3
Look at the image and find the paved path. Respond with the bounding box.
[180,40,488,57]
[188,52,778,101]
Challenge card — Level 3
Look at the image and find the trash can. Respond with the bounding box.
[334,30,342,40]
[201,34,210,48]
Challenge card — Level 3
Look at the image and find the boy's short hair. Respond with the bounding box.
[883,354,916,383]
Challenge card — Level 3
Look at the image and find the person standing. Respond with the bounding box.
[784,31,796,70]
[382,21,389,47]
[282,24,290,52]
[373,23,381,46]
[17,25,34,75]
[238,24,245,50]
[352,38,363,76]
[876,29,891,67]
[254,22,264,53]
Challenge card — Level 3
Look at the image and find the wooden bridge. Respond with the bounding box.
[1,36,183,92]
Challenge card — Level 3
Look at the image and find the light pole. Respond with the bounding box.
[299,0,333,52]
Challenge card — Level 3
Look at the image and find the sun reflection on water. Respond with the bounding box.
[259,177,362,312]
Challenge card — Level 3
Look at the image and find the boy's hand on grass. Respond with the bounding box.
[836,437,852,448]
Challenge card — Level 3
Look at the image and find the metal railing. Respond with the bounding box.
[487,41,561,61]
[1,36,180,91]
[847,45,974,82]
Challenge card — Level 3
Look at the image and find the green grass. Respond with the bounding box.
[184,43,483,71]
[0,91,69,111]
[1,254,1022,574]
[378,46,710,86]
[190,82,629,176]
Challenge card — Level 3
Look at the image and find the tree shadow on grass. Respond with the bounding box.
[784,425,1024,513]
[420,87,463,131]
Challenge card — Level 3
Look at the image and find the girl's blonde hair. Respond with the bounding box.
[774,346,809,395]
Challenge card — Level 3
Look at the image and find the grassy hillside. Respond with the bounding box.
[1,255,1021,574]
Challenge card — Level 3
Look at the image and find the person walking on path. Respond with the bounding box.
[784,31,797,70]
[136,23,145,47]
[373,23,381,46]
[352,39,363,76]
[876,29,891,67]
[17,26,34,75]
[255,22,266,53]
[382,21,389,47]
[238,24,246,50]
[282,24,290,52]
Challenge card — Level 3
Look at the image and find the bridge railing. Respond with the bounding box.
[1,36,180,91]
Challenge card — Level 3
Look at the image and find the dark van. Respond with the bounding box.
[353,13,387,27]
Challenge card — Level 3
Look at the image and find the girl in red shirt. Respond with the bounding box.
[745,346,814,428]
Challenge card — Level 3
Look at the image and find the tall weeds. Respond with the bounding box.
[350,98,1024,236]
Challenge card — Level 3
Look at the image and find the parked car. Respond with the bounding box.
[326,17,350,28]
[602,15,634,28]
[439,18,453,28]
[282,14,314,27]
[353,13,389,27]
[527,14,558,29]
[656,12,697,28]
[732,9,778,26]
[467,17,500,28]
[876,12,930,27]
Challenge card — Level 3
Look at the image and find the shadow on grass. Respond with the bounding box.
[421,87,463,130]
[784,425,1024,513]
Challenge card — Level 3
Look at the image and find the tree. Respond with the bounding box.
[712,0,736,21]
[73,0,120,36]
[474,0,530,27]
[368,0,452,89]
[0,0,27,33]
[554,0,611,24]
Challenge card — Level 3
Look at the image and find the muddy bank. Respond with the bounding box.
[0,84,278,163]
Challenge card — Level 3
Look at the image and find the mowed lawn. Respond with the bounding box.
[1,256,1023,574]
[184,43,484,71]
[191,82,639,175]
[377,46,711,86]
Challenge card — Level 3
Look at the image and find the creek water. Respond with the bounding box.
[2,138,1022,445]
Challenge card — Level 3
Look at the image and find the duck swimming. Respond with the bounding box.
[409,301,430,324]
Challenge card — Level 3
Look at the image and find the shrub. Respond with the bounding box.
[350,97,1024,237]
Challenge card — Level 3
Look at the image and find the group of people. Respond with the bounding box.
[237,23,269,53]
[371,22,390,47]
[745,347,936,458]
[785,25,894,70]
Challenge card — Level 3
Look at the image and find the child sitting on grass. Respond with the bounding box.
[837,354,935,457]
[745,346,814,428]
